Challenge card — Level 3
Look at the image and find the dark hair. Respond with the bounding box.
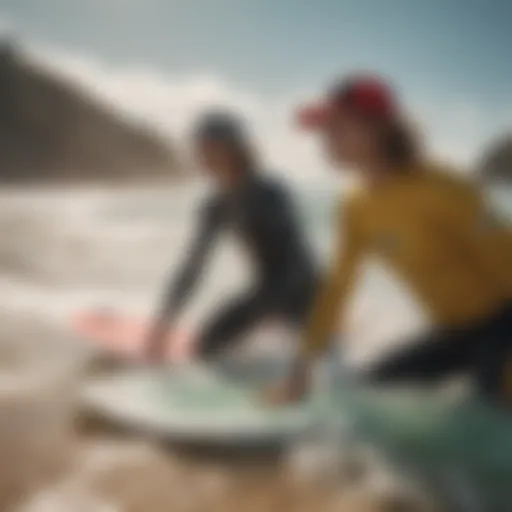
[194,109,259,170]
[381,118,420,167]
[194,111,245,142]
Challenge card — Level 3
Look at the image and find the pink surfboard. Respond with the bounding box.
[72,308,195,362]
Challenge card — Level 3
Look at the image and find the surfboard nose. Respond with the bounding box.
[72,308,196,363]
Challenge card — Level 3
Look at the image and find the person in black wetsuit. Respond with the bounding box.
[145,110,318,361]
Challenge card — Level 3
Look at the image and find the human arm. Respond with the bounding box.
[145,200,222,361]
[264,198,364,402]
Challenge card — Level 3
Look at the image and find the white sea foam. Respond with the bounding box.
[1,181,508,359]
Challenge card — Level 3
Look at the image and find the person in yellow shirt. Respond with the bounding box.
[266,73,512,405]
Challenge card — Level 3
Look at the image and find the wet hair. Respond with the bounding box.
[380,117,420,168]
[194,110,246,143]
[193,109,258,169]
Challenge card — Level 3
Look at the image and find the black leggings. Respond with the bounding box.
[365,304,512,400]
[196,280,316,358]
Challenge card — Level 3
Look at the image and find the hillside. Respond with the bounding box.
[0,41,177,182]
[478,133,512,182]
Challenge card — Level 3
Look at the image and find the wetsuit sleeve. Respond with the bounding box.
[300,198,364,359]
[430,177,512,294]
[158,200,222,319]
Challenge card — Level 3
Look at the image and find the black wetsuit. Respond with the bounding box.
[159,171,318,357]
[366,302,512,401]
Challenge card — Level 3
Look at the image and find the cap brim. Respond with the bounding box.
[295,102,332,130]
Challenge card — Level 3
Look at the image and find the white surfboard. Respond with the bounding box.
[81,362,315,444]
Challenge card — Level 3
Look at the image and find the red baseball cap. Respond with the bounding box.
[296,74,399,129]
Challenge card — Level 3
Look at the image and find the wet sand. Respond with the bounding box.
[0,313,442,511]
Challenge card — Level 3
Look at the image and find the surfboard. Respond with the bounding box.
[81,361,512,506]
[81,362,314,444]
[72,308,194,362]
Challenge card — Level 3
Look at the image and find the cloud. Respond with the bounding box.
[21,42,512,183]
[24,43,330,185]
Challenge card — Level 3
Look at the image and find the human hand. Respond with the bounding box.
[144,322,170,365]
[260,365,310,406]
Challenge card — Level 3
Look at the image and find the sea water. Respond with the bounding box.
[0,180,510,510]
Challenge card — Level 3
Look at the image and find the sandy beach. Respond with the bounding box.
[0,185,445,511]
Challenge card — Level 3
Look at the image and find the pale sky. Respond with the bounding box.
[1,0,511,181]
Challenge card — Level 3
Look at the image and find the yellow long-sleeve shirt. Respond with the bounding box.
[302,164,512,358]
